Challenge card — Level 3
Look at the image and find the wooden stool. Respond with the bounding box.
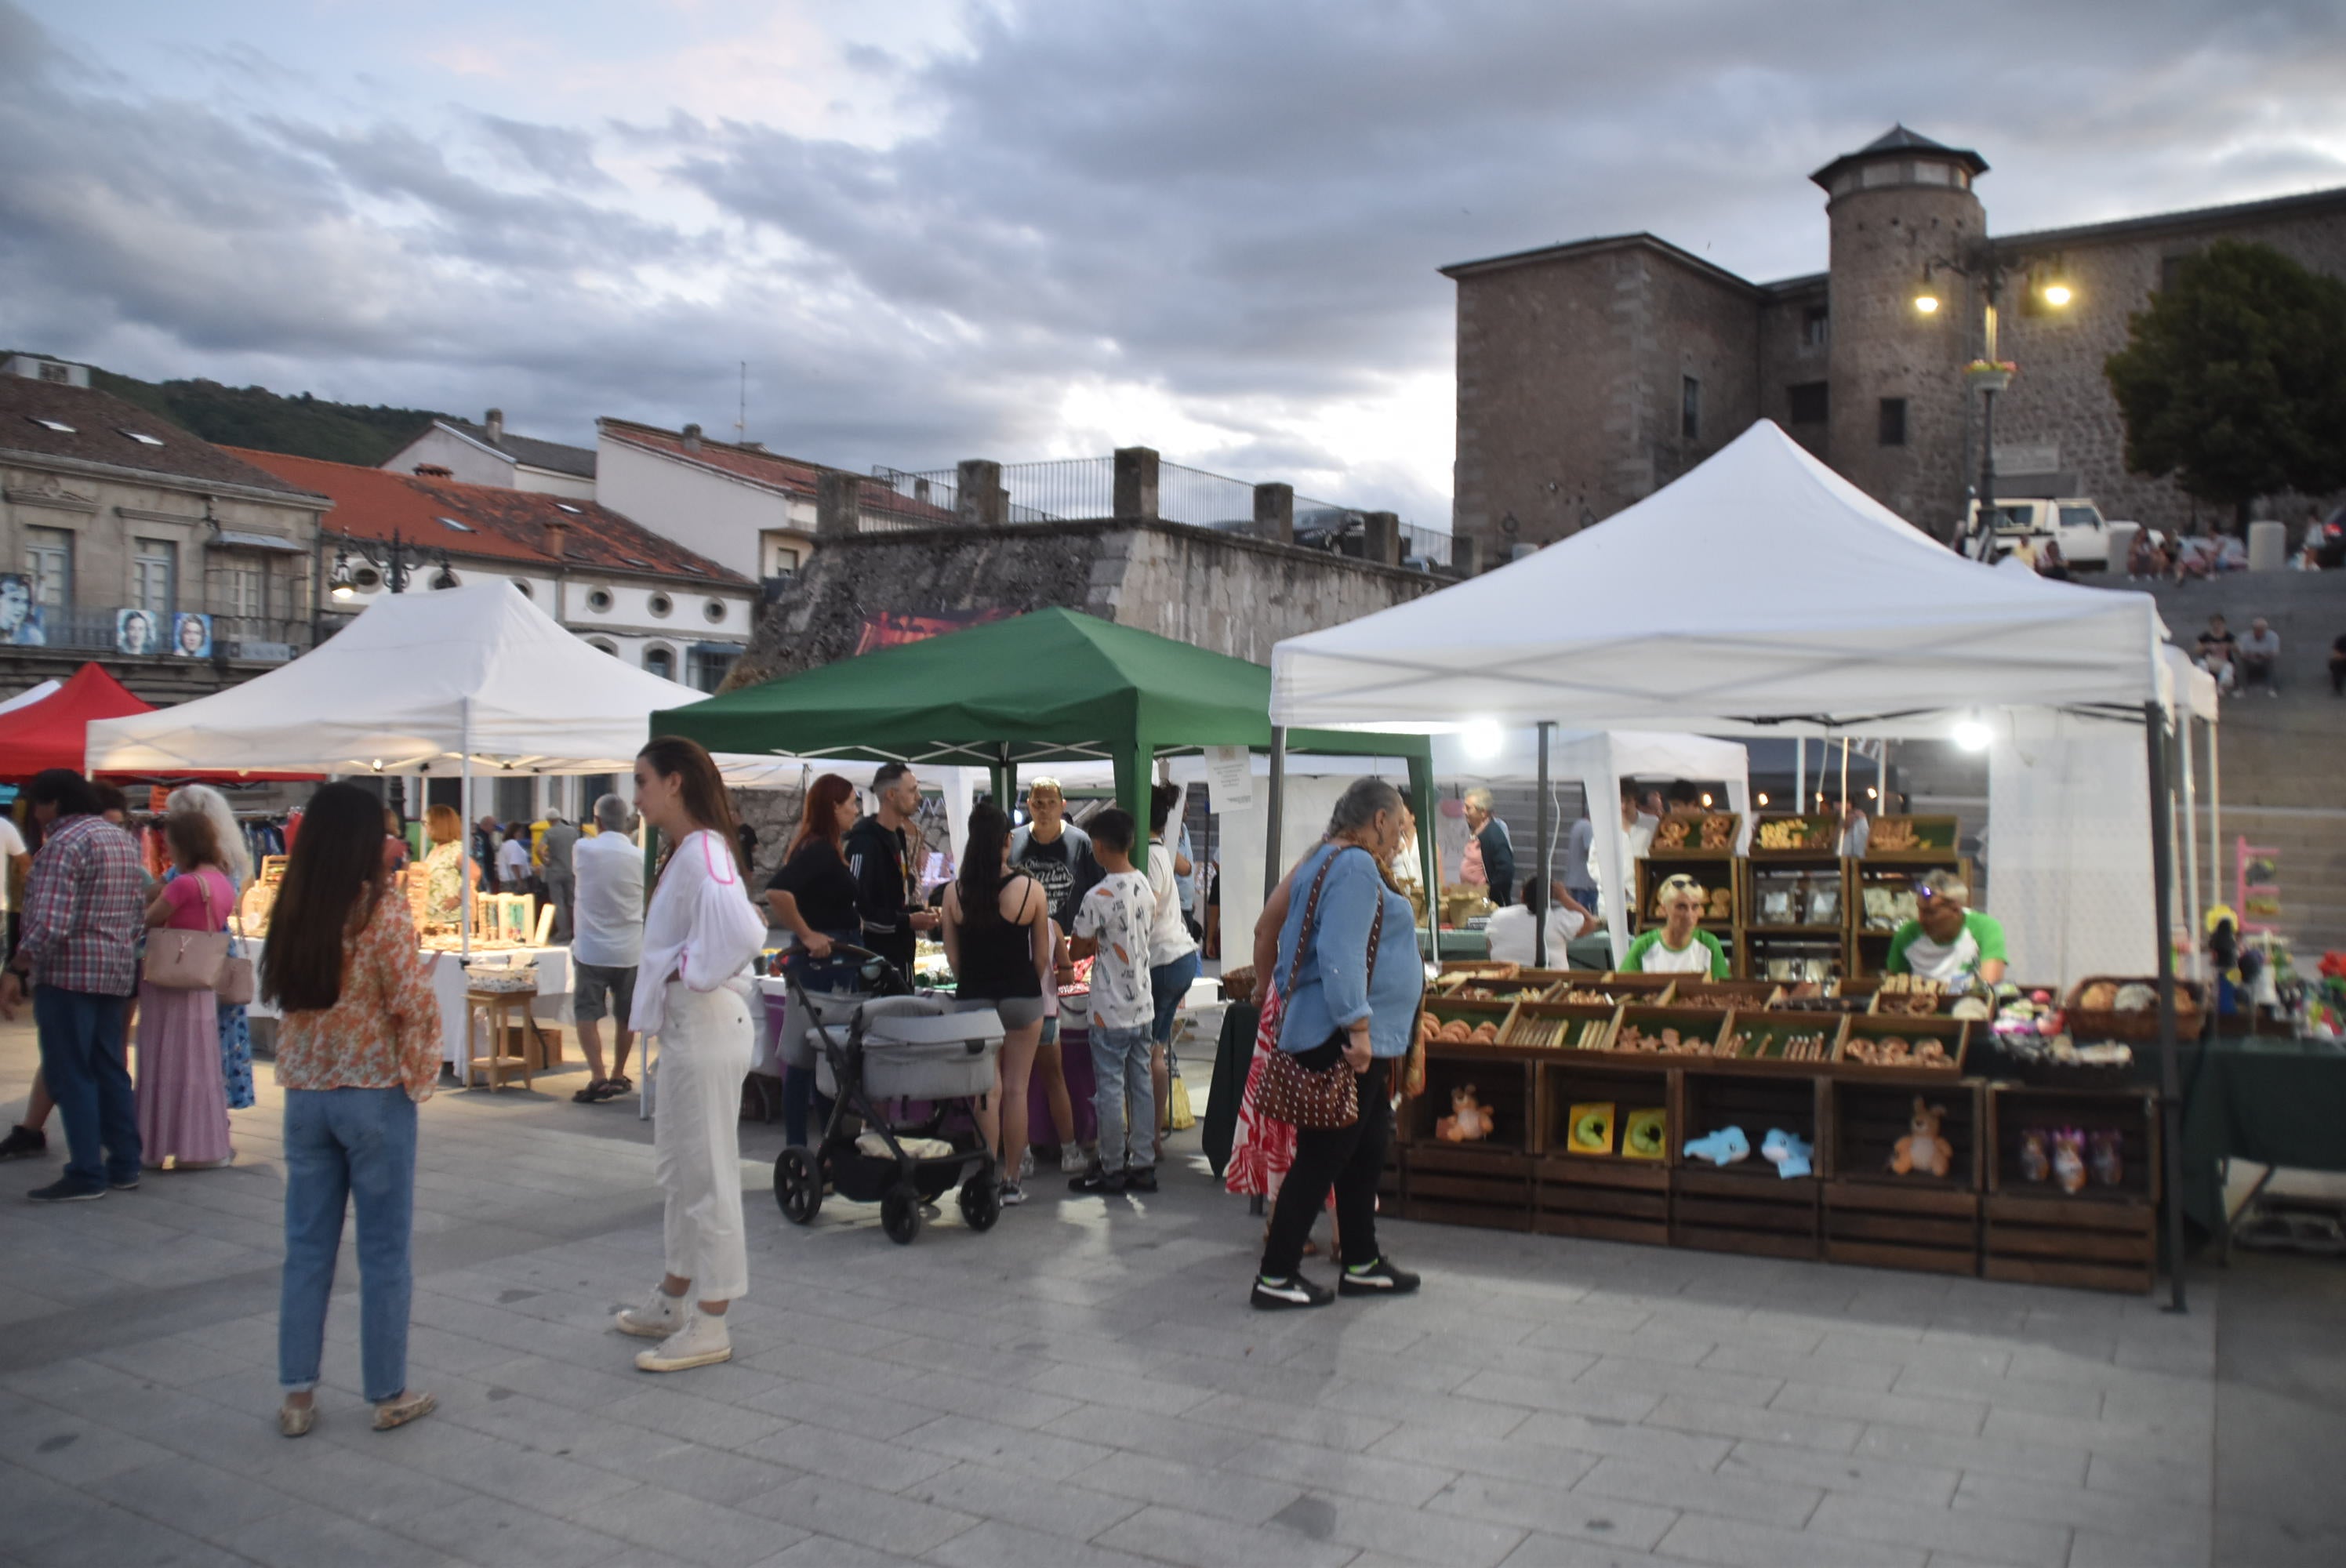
[463,988,544,1090]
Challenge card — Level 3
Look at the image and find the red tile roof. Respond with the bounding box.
[224,448,751,586]
[598,419,956,523]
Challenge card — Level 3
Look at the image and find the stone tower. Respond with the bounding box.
[1814,126,1989,536]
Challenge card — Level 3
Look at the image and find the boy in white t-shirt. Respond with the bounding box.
[1068,809,1157,1194]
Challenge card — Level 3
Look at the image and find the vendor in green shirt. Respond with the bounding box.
[1884,869,2006,989]
[1622,873,1730,978]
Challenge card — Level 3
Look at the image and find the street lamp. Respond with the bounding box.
[1913,251,2074,544]
[328,531,453,601]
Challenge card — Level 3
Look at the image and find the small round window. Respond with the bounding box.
[353,565,383,590]
[703,598,727,624]
[510,579,533,599]
[586,587,614,612]
[648,593,674,619]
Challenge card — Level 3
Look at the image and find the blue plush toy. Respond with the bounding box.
[1760,1127,1812,1179]
[1685,1126,1750,1166]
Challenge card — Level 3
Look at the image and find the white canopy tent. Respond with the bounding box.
[1269,419,2194,1304]
[0,679,61,718]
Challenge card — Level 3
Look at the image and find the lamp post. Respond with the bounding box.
[1914,252,2071,550]
[329,531,454,601]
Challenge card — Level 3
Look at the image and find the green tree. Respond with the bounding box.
[2104,240,2346,529]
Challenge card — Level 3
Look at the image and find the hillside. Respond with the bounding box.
[9,353,447,466]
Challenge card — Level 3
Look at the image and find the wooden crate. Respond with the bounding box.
[1534,1058,1671,1244]
[1825,1183,1980,1276]
[1609,1004,1734,1061]
[1836,1013,1970,1080]
[1501,999,1621,1053]
[1982,1085,2160,1294]
[1821,1079,1983,1276]
[1402,1143,1532,1231]
[1404,1050,1535,1156]
[1670,1070,1824,1258]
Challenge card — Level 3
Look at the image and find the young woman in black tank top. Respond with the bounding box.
[942,803,1051,1206]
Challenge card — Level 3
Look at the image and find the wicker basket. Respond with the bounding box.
[2065,976,2206,1042]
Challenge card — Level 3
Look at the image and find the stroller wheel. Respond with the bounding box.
[958,1177,1001,1233]
[881,1187,923,1246]
[775,1146,822,1225]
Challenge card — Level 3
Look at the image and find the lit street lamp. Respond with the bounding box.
[328,531,455,601]
[1914,250,2072,546]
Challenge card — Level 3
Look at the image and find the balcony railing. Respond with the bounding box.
[13,604,310,662]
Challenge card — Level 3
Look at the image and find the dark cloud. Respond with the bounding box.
[2,0,2341,528]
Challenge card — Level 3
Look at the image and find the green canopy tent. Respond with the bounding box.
[649,608,1436,919]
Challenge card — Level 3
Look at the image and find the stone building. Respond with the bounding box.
[0,356,327,703]
[1447,126,2346,547]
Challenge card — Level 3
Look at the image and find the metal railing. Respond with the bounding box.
[21,604,311,659]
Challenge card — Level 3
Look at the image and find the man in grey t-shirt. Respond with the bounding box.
[540,814,581,942]
[2237,617,2281,695]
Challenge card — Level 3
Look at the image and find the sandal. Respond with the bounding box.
[608,1075,633,1092]
[572,1080,611,1104]
[372,1391,436,1432]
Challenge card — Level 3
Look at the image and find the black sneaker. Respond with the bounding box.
[1122,1167,1158,1194]
[1336,1258,1422,1297]
[998,1181,1027,1207]
[0,1124,45,1160]
[27,1178,104,1203]
[1251,1274,1334,1311]
[1069,1167,1127,1196]
[109,1176,140,1192]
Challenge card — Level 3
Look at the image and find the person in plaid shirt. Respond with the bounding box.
[1,770,146,1201]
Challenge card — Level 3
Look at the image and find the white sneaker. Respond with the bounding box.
[634,1306,732,1372]
[1017,1147,1034,1183]
[1059,1145,1088,1174]
[614,1286,687,1340]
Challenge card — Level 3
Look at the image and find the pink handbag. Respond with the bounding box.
[146,872,234,993]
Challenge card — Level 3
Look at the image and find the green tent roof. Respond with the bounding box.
[651,608,1417,767]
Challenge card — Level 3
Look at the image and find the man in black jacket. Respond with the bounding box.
[1463,787,1515,907]
[847,764,936,975]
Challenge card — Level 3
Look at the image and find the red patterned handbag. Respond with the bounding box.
[1255,848,1383,1131]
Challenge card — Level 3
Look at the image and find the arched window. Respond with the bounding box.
[644,645,674,681]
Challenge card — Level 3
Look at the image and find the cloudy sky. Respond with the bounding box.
[4,1,2341,528]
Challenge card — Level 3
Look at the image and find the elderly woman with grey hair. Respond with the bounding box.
[168,784,258,1112]
[1252,777,1423,1310]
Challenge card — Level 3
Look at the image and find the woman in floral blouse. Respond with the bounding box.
[260,783,442,1437]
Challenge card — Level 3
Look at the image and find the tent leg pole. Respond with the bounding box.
[2178,714,2201,982]
[1410,750,1440,967]
[1795,737,1806,811]
[2206,721,2221,915]
[2145,701,2187,1313]
[1263,728,1286,901]
[1534,721,1552,967]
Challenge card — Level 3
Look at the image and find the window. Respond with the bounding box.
[1788,381,1829,425]
[2160,253,2193,293]
[1680,376,1701,441]
[647,592,674,619]
[23,526,73,609]
[119,430,165,447]
[768,543,801,575]
[435,516,473,532]
[585,586,614,612]
[1878,397,1908,447]
[688,646,739,693]
[219,557,268,619]
[1802,307,1829,350]
[2058,505,2103,532]
[37,361,69,384]
[587,638,619,656]
[132,538,176,615]
[25,416,74,434]
[643,645,675,681]
[703,598,727,625]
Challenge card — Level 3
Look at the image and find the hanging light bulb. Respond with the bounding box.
[1463,719,1503,760]
[1953,717,1992,752]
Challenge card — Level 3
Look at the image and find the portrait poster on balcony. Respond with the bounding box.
[853,607,1008,656]
[172,612,213,659]
[116,608,161,657]
[0,575,45,646]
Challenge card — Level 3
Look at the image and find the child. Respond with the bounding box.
[1066,809,1158,1194]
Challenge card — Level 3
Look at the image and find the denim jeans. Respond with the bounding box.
[1090,1024,1154,1172]
[1148,949,1200,1048]
[279,1087,417,1404]
[33,987,137,1189]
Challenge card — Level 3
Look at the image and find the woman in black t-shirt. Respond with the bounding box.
[764,774,864,1146]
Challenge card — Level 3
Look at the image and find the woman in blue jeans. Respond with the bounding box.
[257,784,443,1436]
[762,774,866,1147]
[1146,785,1200,1159]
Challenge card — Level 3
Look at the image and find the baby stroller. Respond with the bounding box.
[773,946,1005,1244]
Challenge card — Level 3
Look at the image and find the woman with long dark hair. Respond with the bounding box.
[940,801,1051,1206]
[261,782,441,1436]
[763,772,863,1145]
[612,736,767,1372]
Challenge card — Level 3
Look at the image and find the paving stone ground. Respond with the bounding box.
[1,1011,2339,1568]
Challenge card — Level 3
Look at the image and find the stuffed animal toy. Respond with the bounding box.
[2089,1128,2124,1188]
[1760,1127,1812,1179]
[1890,1097,1953,1178]
[1684,1126,1750,1166]
[2052,1127,2087,1194]
[2019,1127,2050,1183]
[1435,1085,1495,1143]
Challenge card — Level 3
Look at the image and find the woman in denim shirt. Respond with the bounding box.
[1253,778,1424,1309]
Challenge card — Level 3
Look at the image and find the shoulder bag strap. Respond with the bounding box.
[1284,845,1385,1002]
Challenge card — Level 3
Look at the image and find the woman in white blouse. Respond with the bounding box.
[611,737,768,1373]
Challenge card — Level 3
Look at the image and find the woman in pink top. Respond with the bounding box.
[134,811,238,1168]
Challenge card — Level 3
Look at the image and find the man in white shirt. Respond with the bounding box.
[1484,878,1596,967]
[569,795,645,1103]
[496,826,534,898]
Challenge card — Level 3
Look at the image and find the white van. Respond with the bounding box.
[1960,498,2110,568]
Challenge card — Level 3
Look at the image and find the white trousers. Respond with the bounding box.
[652,979,752,1302]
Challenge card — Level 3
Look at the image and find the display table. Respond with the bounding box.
[2171,1036,2346,1245]
[247,941,574,1075]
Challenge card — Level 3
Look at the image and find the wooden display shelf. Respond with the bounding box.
[1835,1014,1970,1080]
[1981,1084,2159,1294]
[1404,1051,1535,1154]
[1401,1143,1531,1231]
[1538,1154,1670,1246]
[1496,999,1619,1053]
[1672,1069,1823,1258]
[1825,1184,1980,1276]
[1611,1004,1734,1060]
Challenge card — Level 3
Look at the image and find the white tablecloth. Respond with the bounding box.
[245,941,575,1066]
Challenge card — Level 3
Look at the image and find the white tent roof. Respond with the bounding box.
[85,581,761,779]
[0,679,61,718]
[1272,421,2166,736]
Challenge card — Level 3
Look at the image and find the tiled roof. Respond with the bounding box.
[224,448,751,586]
[598,419,957,522]
[438,418,597,479]
[1811,124,1988,187]
[0,376,324,499]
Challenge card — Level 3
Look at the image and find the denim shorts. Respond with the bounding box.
[573,962,637,1024]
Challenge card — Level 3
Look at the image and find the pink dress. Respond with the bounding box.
[135,867,235,1166]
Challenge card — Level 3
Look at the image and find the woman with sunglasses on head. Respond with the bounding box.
[1620,873,1730,978]
[612,737,768,1373]
[261,782,441,1438]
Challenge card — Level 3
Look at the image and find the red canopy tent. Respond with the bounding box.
[0,663,314,782]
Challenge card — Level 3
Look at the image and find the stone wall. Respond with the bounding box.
[730,517,1441,687]
[1756,278,1832,463]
